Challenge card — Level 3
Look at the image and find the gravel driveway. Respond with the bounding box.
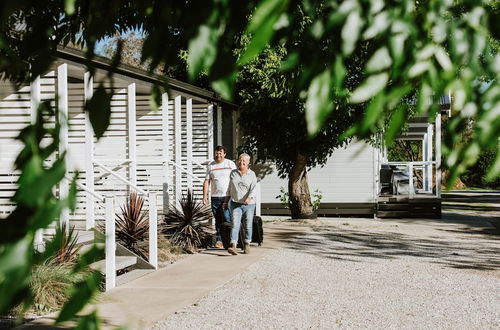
[150,214,500,329]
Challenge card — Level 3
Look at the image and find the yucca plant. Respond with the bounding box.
[163,190,212,253]
[46,223,81,265]
[115,192,149,259]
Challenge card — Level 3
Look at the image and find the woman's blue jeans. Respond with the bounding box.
[229,202,255,244]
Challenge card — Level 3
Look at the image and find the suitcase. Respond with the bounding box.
[237,215,264,248]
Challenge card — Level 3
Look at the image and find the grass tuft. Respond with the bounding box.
[12,259,91,316]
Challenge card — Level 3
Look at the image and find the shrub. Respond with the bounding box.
[311,189,323,211]
[163,190,212,253]
[29,259,90,315]
[46,223,81,265]
[461,147,500,189]
[114,192,150,259]
[276,187,323,211]
[157,236,185,266]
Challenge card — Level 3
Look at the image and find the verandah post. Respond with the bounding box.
[127,83,137,187]
[31,76,44,249]
[186,98,193,190]
[84,72,95,230]
[57,64,70,231]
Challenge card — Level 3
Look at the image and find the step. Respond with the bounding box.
[116,269,155,286]
[75,230,95,245]
[377,210,410,218]
[378,203,409,211]
[89,256,137,273]
[78,242,105,255]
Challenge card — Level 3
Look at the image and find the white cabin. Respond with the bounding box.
[0,48,234,290]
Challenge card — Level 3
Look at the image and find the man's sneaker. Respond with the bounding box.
[228,243,238,255]
[244,243,250,254]
[214,241,223,248]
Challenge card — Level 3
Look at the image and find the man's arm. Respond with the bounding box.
[202,178,210,205]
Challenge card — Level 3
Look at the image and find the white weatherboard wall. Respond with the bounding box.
[0,72,57,216]
[0,59,215,231]
[260,140,378,204]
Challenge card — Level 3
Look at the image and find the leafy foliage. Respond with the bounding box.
[461,146,500,189]
[113,192,149,259]
[163,190,212,253]
[0,0,497,181]
[0,104,103,326]
[311,189,323,212]
[276,186,322,212]
[276,187,290,209]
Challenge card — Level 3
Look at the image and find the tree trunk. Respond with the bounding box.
[288,153,315,219]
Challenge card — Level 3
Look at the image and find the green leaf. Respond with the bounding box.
[388,34,407,68]
[280,52,299,71]
[360,93,384,134]
[64,0,76,15]
[341,10,363,56]
[149,84,162,111]
[416,83,433,114]
[333,56,346,89]
[0,237,32,314]
[305,69,333,136]
[67,174,78,211]
[238,0,289,66]
[408,61,431,78]
[15,157,66,208]
[211,72,236,101]
[30,199,64,230]
[74,243,104,271]
[187,25,219,81]
[85,85,112,140]
[366,47,392,73]
[56,272,102,324]
[349,72,388,104]
[75,310,101,330]
[485,148,500,182]
[384,105,407,147]
[363,11,390,40]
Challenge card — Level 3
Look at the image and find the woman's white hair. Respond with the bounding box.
[239,153,251,161]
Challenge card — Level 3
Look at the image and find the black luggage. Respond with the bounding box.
[252,216,264,245]
[237,215,264,248]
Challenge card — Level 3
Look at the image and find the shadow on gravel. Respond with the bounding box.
[287,227,500,271]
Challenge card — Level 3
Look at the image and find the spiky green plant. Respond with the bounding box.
[163,190,212,253]
[47,223,81,265]
[114,192,149,259]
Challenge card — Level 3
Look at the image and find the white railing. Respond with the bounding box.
[169,160,204,184]
[94,160,158,271]
[69,176,117,291]
[385,161,438,198]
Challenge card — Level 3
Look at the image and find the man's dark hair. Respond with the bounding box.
[215,145,227,153]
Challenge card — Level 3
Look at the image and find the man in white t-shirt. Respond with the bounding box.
[203,145,237,248]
